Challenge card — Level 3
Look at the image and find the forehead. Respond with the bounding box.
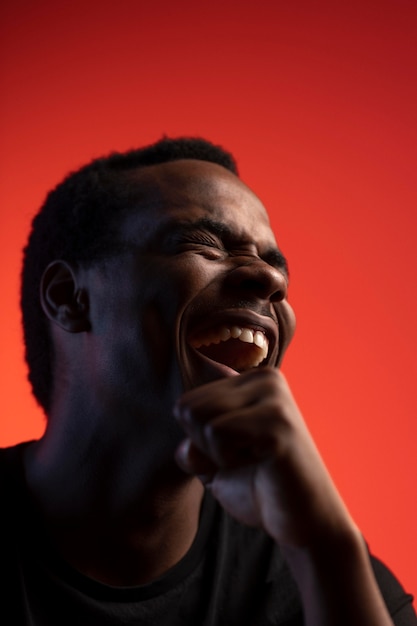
[117,159,276,247]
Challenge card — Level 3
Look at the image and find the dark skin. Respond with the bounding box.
[24,160,394,624]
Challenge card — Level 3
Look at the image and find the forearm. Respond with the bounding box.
[174,369,408,625]
[281,525,394,626]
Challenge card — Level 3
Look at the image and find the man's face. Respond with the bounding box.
[84,159,295,421]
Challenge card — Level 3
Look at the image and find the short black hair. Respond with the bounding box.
[20,136,238,412]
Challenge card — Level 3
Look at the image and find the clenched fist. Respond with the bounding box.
[174,367,355,550]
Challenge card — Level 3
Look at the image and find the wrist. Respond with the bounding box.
[281,526,393,626]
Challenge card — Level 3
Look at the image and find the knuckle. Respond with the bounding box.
[260,402,295,458]
[253,366,283,393]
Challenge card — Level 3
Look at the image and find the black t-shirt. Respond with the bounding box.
[0,443,415,625]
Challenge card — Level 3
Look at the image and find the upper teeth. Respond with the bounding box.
[191,325,269,362]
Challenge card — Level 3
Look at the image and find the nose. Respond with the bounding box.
[224,257,288,303]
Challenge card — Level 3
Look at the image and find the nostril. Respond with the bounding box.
[239,278,284,301]
[226,262,288,302]
[270,286,286,303]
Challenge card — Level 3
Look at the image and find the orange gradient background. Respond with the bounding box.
[1,0,416,602]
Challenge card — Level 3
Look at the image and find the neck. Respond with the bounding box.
[24,416,204,586]
[52,478,205,586]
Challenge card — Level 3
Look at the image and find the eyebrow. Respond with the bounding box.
[160,217,290,278]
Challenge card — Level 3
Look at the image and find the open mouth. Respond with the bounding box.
[189,324,270,372]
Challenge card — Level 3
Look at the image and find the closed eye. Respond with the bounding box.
[167,230,226,259]
[179,232,222,248]
[157,219,289,277]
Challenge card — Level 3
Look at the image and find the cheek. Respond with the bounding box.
[141,302,175,379]
[104,257,219,366]
[143,255,218,312]
[138,257,220,372]
[170,255,221,295]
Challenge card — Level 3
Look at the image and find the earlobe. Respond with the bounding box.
[40,261,91,333]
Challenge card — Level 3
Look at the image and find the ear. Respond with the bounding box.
[40,261,91,333]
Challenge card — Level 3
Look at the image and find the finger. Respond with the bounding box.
[178,403,289,469]
[177,372,299,466]
[175,367,286,426]
[174,371,251,422]
[203,407,286,468]
[175,438,217,484]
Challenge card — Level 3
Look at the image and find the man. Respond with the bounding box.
[1,137,415,624]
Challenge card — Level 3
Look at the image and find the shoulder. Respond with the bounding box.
[370,555,417,624]
[0,441,31,480]
[0,441,33,522]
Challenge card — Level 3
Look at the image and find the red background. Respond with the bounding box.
[1,0,416,601]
